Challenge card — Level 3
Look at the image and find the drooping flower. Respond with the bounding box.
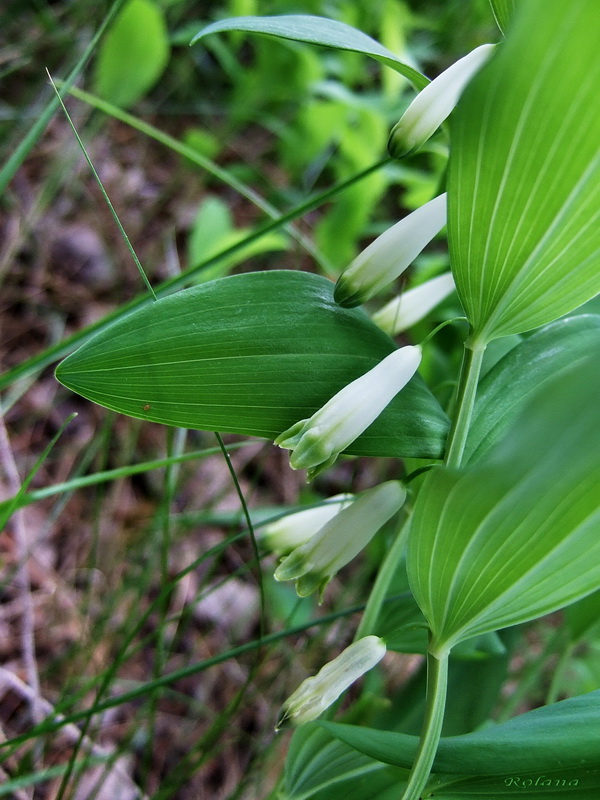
[276,635,387,729]
[388,43,496,158]
[274,481,406,599]
[334,195,447,309]
[260,494,354,555]
[372,272,456,335]
[275,346,422,478]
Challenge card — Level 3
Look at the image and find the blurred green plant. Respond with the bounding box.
[93,0,170,108]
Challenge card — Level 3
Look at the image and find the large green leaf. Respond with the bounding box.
[488,0,516,33]
[464,315,600,463]
[407,361,600,655]
[321,688,600,774]
[449,0,600,342]
[283,723,408,800]
[56,271,448,458]
[373,591,427,654]
[432,769,600,798]
[191,15,428,89]
[93,0,170,109]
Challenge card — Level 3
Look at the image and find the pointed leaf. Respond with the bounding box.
[449,0,600,341]
[432,768,600,798]
[373,591,427,654]
[408,361,600,654]
[320,688,600,774]
[284,723,408,800]
[465,315,600,463]
[191,15,428,89]
[56,271,448,458]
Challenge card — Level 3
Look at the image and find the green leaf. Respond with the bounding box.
[449,0,600,342]
[56,271,449,459]
[190,15,428,90]
[374,592,427,654]
[283,723,408,800]
[93,0,170,108]
[432,767,600,797]
[465,315,600,463]
[488,0,516,33]
[408,360,600,654]
[320,688,600,774]
[565,591,600,642]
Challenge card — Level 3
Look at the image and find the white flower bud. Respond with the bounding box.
[260,494,354,555]
[275,346,422,478]
[274,481,406,599]
[388,43,496,158]
[334,195,447,308]
[372,272,456,335]
[277,635,387,729]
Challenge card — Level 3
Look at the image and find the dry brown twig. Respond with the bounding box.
[0,665,147,799]
[0,411,43,729]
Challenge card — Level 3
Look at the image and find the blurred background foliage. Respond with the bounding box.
[0,2,513,799]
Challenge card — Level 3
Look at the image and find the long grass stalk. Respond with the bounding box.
[62,83,332,272]
[0,441,250,516]
[0,157,389,391]
[0,601,369,752]
[48,72,157,300]
[0,0,128,195]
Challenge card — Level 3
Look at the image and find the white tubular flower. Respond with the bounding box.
[334,194,447,308]
[274,481,406,599]
[275,346,422,478]
[388,43,496,158]
[372,272,456,335]
[260,494,354,556]
[276,636,386,729]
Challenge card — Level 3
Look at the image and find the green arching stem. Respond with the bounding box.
[400,650,449,800]
[354,515,411,641]
[444,336,487,469]
[418,316,468,348]
[61,83,333,274]
[396,334,487,799]
[354,324,473,644]
[353,335,486,798]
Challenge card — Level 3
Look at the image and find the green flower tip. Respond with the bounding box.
[275,347,422,477]
[276,636,387,729]
[274,481,406,601]
[274,419,308,450]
